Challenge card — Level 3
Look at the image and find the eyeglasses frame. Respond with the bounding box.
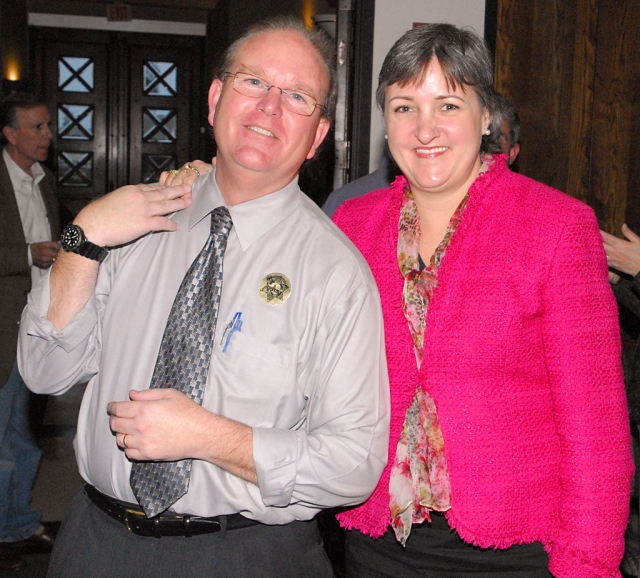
[222,71,327,117]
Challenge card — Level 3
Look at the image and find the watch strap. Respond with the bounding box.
[76,241,109,263]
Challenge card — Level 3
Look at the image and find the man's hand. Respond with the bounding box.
[107,388,257,483]
[601,224,640,278]
[108,388,208,462]
[74,182,193,248]
[30,241,60,268]
[159,159,215,187]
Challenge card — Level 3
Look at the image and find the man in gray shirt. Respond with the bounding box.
[18,16,389,578]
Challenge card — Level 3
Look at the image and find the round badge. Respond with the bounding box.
[259,272,291,305]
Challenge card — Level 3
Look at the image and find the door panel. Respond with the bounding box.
[32,28,204,217]
[129,44,195,184]
[41,39,109,215]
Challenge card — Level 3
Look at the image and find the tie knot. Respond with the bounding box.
[211,206,233,238]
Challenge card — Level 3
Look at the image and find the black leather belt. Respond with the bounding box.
[85,484,260,538]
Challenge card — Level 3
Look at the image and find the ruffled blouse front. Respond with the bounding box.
[389,187,468,546]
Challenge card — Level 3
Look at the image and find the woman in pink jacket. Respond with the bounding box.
[332,23,633,578]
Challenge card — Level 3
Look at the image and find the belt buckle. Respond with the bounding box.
[124,507,146,533]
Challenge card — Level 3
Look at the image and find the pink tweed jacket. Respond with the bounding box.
[333,158,633,578]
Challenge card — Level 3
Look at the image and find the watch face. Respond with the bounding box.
[61,224,84,252]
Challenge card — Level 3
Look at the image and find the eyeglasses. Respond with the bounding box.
[223,71,326,117]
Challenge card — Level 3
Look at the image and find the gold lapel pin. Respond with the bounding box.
[259,273,291,305]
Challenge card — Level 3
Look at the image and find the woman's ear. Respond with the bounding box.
[482,108,491,135]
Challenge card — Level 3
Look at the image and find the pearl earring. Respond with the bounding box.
[484,129,491,136]
[385,134,388,140]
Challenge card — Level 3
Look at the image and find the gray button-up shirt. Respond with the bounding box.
[18,171,390,523]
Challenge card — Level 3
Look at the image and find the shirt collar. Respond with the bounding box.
[3,148,45,186]
[188,168,302,251]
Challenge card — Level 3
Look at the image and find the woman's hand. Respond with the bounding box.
[601,224,640,278]
[159,159,215,186]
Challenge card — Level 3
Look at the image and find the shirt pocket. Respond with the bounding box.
[212,330,299,427]
[227,331,292,368]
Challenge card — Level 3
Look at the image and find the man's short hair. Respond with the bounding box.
[0,92,49,145]
[494,91,521,146]
[213,16,337,121]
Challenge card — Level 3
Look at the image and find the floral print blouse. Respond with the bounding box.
[389,186,469,546]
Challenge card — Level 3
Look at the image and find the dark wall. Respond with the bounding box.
[0,0,31,95]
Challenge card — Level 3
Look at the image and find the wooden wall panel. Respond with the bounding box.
[516,2,561,187]
[495,1,577,193]
[629,45,640,231]
[590,0,637,231]
[565,0,597,205]
[495,0,640,234]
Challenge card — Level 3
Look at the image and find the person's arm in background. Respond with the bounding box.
[602,224,640,285]
[601,224,640,316]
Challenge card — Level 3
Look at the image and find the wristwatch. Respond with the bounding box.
[60,223,108,263]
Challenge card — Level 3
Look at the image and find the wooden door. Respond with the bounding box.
[32,28,205,217]
[39,34,109,216]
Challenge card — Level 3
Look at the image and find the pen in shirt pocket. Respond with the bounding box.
[221,312,242,352]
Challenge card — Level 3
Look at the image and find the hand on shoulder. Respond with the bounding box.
[159,159,215,187]
[74,182,193,248]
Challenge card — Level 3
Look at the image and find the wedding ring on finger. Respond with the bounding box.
[167,169,179,177]
[184,164,200,177]
[123,434,130,449]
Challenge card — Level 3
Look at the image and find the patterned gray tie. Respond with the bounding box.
[130,206,233,518]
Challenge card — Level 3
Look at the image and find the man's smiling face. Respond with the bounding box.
[208,29,330,197]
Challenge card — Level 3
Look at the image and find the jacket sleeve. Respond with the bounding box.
[0,192,29,277]
[0,242,29,278]
[542,206,633,578]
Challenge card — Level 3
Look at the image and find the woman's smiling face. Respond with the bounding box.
[385,58,490,201]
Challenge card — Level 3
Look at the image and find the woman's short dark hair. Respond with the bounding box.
[214,16,336,121]
[376,23,501,154]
